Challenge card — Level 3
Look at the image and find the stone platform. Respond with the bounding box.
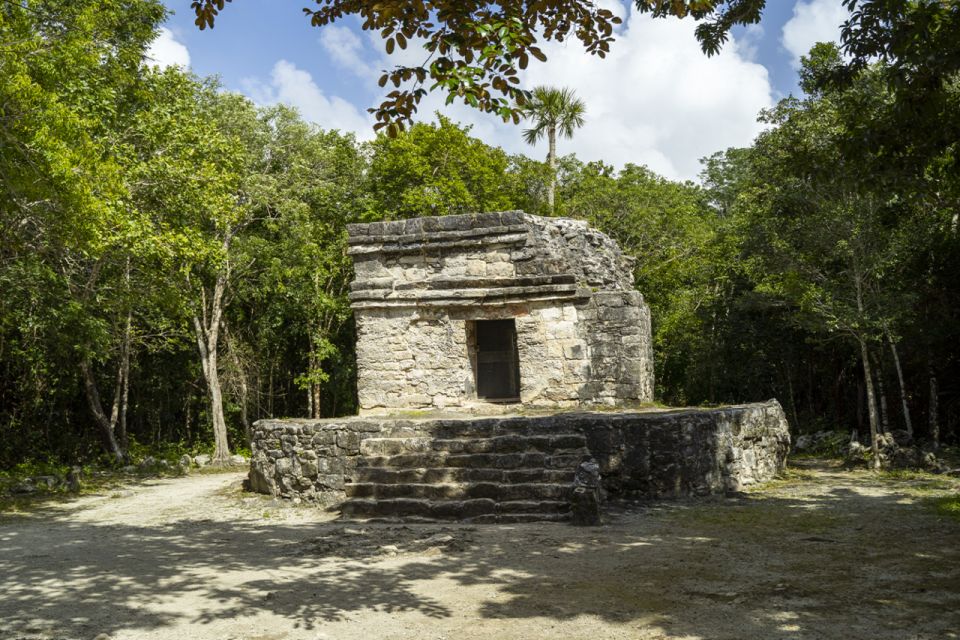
[247,401,790,523]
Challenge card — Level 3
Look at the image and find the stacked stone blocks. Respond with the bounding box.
[248,401,792,519]
[347,211,654,413]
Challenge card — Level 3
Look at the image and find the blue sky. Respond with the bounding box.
[151,0,851,182]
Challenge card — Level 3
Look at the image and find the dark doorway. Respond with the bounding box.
[474,319,520,401]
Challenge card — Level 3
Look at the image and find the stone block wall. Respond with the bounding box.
[247,401,791,507]
[347,211,655,413]
[578,401,792,496]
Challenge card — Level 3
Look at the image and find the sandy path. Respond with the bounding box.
[1,462,958,640]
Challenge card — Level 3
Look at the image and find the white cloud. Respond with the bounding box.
[782,0,850,68]
[736,23,765,62]
[320,25,376,79]
[378,7,774,181]
[146,27,190,69]
[242,60,373,136]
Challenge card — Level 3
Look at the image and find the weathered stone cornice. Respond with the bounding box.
[347,229,529,256]
[350,274,576,292]
[349,284,592,309]
[347,212,533,256]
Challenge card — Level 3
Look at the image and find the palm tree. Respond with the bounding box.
[521,86,586,212]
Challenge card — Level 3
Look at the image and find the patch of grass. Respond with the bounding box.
[879,469,958,494]
[791,451,842,461]
[928,494,960,521]
[936,445,960,468]
[194,463,248,475]
[667,501,845,536]
[881,468,939,482]
[743,467,816,493]
[0,470,125,514]
[0,458,210,514]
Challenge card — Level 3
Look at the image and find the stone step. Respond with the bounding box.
[468,513,571,524]
[359,434,587,456]
[356,451,588,470]
[340,497,571,521]
[352,466,576,485]
[345,481,571,502]
[377,418,593,440]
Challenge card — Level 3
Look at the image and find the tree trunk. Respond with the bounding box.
[309,345,322,419]
[855,376,864,444]
[225,323,251,446]
[184,392,193,445]
[875,351,889,433]
[887,332,913,437]
[79,359,125,464]
[238,373,251,446]
[858,338,882,470]
[547,125,557,213]
[852,258,879,468]
[312,384,322,419]
[929,366,940,449]
[785,361,799,429]
[208,364,230,463]
[268,359,275,418]
[117,311,132,451]
[193,267,232,465]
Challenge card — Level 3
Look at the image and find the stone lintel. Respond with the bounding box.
[350,274,577,293]
[347,231,528,256]
[349,287,593,310]
[347,223,529,246]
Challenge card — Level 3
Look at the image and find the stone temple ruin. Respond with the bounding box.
[348,211,654,413]
[248,211,790,522]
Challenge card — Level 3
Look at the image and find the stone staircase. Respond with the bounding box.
[339,421,589,523]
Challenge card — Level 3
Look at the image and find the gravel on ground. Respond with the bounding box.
[1,459,958,640]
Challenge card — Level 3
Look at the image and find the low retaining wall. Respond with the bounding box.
[248,400,790,508]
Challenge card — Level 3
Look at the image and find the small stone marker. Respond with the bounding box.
[571,457,602,526]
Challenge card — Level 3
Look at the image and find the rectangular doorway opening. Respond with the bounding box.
[473,319,520,402]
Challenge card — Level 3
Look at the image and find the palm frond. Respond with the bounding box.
[521,85,586,142]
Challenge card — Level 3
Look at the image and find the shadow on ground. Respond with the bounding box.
[1,461,958,639]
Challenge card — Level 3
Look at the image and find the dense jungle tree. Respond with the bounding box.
[367,116,516,218]
[0,0,167,462]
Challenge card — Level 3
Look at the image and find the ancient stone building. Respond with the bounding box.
[347,211,654,414]
[245,210,792,522]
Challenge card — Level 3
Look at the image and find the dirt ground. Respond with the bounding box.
[1,460,958,640]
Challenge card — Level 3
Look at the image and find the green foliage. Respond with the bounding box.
[930,494,960,521]
[0,0,171,464]
[367,116,515,218]
[521,87,586,146]
[794,432,852,459]
[126,437,192,465]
